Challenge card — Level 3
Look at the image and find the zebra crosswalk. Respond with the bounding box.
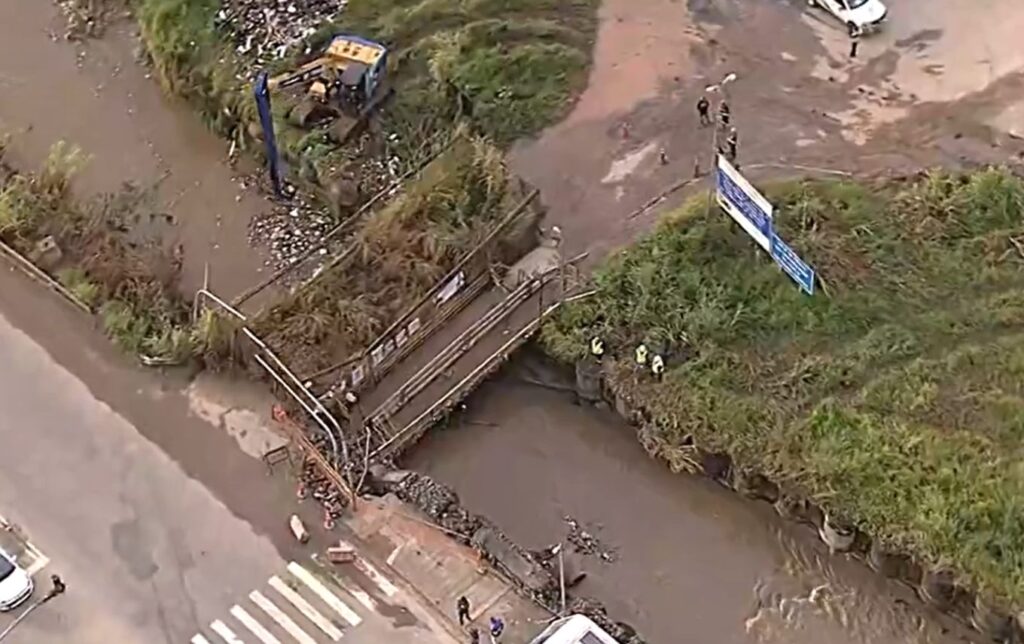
[192,561,379,643]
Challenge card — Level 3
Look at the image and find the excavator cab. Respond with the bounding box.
[254,34,390,195]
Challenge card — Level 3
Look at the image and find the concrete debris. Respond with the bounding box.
[289,514,310,543]
[378,469,645,641]
[247,198,335,272]
[567,597,645,644]
[564,515,617,563]
[214,0,348,76]
[394,472,459,520]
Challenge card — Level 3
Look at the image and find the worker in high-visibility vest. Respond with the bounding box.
[589,336,605,361]
[635,343,649,366]
[651,354,665,381]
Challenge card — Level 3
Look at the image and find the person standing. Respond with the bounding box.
[718,100,731,128]
[634,343,649,367]
[726,128,738,163]
[469,628,480,644]
[457,595,471,626]
[489,616,505,643]
[651,354,665,382]
[697,95,711,126]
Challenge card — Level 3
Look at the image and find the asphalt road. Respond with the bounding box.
[0,281,453,643]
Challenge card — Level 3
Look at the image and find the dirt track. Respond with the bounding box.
[412,1,1024,642]
[1,0,1022,642]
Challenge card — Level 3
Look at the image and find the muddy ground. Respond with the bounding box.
[510,0,1024,262]
[0,0,268,299]
[412,0,1024,642]
[1,0,1023,642]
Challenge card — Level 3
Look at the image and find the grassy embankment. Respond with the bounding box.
[0,142,206,360]
[541,169,1024,605]
[251,133,532,375]
[133,0,598,369]
[134,0,597,175]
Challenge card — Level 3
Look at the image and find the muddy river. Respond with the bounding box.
[1,0,1018,643]
[406,358,975,644]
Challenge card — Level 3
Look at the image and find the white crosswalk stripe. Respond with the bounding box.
[332,574,377,613]
[210,619,244,643]
[345,550,397,597]
[231,604,282,644]
[191,636,212,644]
[287,561,362,627]
[269,575,344,641]
[250,589,318,644]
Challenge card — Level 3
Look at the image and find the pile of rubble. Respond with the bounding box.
[564,515,617,563]
[371,469,647,643]
[214,0,348,76]
[247,199,335,272]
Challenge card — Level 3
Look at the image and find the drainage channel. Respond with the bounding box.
[405,355,976,644]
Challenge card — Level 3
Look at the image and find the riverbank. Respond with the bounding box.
[541,169,1024,621]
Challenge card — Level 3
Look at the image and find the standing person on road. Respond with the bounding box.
[697,95,711,126]
[489,616,505,643]
[726,128,739,164]
[718,100,731,128]
[457,595,471,626]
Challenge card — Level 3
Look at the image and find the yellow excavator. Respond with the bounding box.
[254,34,390,195]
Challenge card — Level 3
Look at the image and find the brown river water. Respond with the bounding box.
[406,359,977,644]
[0,1,996,643]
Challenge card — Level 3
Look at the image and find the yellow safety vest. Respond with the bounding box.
[635,344,648,365]
[651,355,665,374]
[590,337,605,356]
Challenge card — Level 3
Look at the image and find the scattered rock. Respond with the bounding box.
[214,0,348,77]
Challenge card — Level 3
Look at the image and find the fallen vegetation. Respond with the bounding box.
[251,134,537,376]
[0,141,203,362]
[541,168,1024,605]
[132,0,596,370]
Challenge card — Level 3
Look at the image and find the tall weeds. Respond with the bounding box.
[542,168,1024,603]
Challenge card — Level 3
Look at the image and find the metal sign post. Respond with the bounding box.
[254,72,284,197]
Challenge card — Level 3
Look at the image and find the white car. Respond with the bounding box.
[808,0,888,36]
[0,548,33,611]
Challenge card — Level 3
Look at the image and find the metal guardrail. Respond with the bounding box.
[371,288,596,459]
[194,289,351,486]
[366,270,553,424]
[0,239,93,313]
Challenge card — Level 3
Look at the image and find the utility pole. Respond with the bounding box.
[703,73,738,219]
[0,575,67,641]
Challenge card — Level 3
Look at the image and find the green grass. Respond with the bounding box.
[252,133,534,375]
[132,0,598,177]
[0,142,194,362]
[335,0,598,146]
[541,168,1024,603]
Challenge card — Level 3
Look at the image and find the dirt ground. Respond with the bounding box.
[0,0,268,299]
[511,0,1024,262]
[412,0,1024,642]
[1,0,1022,642]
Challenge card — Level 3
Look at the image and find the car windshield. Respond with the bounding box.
[848,0,870,8]
[0,556,14,581]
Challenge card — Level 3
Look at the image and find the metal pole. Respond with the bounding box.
[703,73,737,220]
[0,599,43,640]
[0,575,66,641]
[558,544,567,615]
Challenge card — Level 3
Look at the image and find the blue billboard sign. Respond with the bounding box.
[770,231,815,295]
[715,155,773,252]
